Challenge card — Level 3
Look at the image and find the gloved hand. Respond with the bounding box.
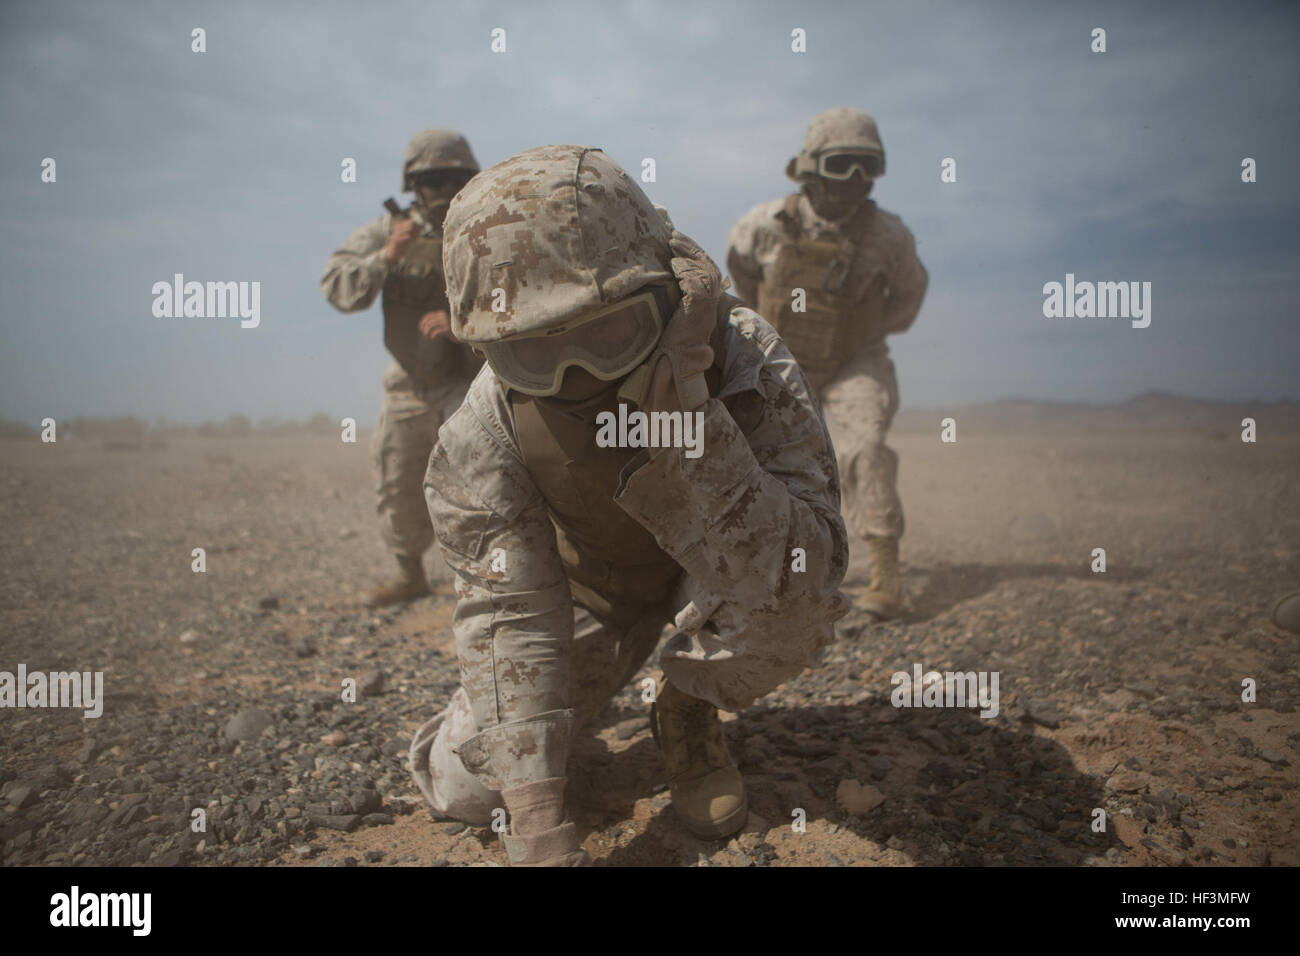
[418,309,458,342]
[673,582,725,634]
[622,231,720,414]
[384,216,419,267]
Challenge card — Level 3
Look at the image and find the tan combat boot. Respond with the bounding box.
[650,678,748,839]
[499,777,591,867]
[363,554,430,608]
[860,534,904,620]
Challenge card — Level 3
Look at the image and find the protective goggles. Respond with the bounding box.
[412,169,474,189]
[815,149,883,180]
[482,291,664,397]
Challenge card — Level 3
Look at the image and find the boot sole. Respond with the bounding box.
[673,791,749,840]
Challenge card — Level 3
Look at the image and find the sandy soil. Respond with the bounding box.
[1,421,1296,867]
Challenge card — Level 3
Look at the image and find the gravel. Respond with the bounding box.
[2,431,1297,867]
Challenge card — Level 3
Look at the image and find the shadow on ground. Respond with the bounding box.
[568,697,1112,867]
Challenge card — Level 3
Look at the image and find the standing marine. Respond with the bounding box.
[407,144,850,866]
[727,108,928,620]
[321,130,484,607]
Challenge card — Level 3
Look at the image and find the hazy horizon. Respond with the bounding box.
[3,0,1298,426]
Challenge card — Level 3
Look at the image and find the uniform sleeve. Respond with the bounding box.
[724,207,768,309]
[424,394,575,722]
[320,215,393,313]
[881,222,927,335]
[615,318,848,626]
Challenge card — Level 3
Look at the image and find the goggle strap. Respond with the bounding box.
[616,360,654,407]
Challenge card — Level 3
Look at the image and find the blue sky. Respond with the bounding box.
[2,0,1297,424]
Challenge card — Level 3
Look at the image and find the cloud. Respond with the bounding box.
[1,0,1298,421]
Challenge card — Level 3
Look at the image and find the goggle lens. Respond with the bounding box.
[819,151,881,179]
[414,170,471,189]
[483,292,664,396]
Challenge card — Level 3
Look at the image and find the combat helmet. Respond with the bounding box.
[441,144,674,346]
[786,108,886,182]
[402,129,480,192]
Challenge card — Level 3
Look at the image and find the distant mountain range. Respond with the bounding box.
[894,390,1300,433]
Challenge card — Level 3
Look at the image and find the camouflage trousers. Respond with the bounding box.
[408,600,665,823]
[409,584,834,822]
[372,362,471,567]
[820,349,904,540]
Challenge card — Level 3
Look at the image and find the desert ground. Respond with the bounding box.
[2,406,1297,867]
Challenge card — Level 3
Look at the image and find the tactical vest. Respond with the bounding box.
[510,388,681,628]
[755,195,881,395]
[505,300,731,628]
[382,231,483,391]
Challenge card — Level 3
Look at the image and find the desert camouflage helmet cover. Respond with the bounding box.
[402,129,480,191]
[441,144,675,344]
[786,107,886,181]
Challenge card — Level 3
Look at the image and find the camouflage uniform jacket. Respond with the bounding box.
[727,194,928,350]
[424,304,850,711]
[320,213,399,312]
